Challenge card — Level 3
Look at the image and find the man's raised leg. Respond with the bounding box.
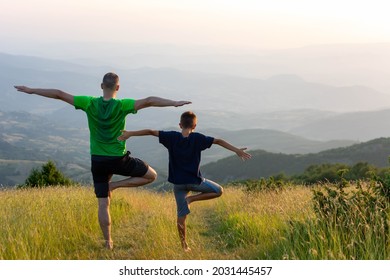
[109,166,157,192]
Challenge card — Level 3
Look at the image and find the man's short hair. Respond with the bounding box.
[102,72,119,90]
[180,111,197,129]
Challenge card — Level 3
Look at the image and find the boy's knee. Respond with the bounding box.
[177,216,187,226]
[217,186,223,197]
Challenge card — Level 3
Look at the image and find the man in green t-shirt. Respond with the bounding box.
[14,72,191,249]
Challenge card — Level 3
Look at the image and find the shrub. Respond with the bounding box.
[237,176,287,193]
[21,161,73,188]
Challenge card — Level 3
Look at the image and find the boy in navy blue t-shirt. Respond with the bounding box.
[118,111,251,251]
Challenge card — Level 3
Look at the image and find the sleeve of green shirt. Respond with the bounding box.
[121,98,137,114]
[74,96,94,111]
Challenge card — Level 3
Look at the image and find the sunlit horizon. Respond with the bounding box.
[1,0,390,56]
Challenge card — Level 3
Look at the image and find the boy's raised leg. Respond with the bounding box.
[186,192,222,205]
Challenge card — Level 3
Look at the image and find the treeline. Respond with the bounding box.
[233,161,390,193]
[292,161,390,184]
[17,160,390,189]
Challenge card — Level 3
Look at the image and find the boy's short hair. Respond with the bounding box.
[102,72,119,90]
[180,111,197,129]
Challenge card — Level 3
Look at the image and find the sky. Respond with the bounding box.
[1,0,390,55]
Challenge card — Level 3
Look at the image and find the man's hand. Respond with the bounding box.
[174,101,192,107]
[135,97,191,110]
[14,86,34,94]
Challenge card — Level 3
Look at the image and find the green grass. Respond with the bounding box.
[0,184,388,260]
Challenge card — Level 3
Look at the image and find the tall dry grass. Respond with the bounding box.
[0,183,388,260]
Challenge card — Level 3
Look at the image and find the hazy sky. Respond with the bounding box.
[1,0,390,54]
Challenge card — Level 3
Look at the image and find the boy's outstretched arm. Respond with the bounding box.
[117,129,159,141]
[14,86,74,106]
[134,96,191,111]
[213,138,252,161]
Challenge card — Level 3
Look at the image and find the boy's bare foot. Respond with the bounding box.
[186,196,193,204]
[185,198,191,213]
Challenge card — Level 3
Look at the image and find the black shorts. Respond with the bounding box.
[91,151,149,198]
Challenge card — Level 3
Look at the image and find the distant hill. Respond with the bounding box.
[2,52,390,115]
[4,52,390,143]
[202,138,390,183]
[289,109,390,141]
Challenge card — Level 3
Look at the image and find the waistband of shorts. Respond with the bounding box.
[91,151,130,162]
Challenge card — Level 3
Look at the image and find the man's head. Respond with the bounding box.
[101,72,119,91]
[180,111,197,129]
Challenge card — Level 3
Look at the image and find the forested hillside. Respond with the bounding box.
[203,138,390,183]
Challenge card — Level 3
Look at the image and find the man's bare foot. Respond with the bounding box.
[105,240,114,250]
[181,241,191,252]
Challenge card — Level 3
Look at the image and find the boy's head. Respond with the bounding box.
[101,72,119,91]
[180,111,197,129]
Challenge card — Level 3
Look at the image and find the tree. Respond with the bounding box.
[22,160,73,188]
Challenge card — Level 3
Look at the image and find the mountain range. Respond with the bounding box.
[14,42,390,94]
[3,51,390,141]
[2,51,390,115]
[2,44,390,186]
[0,110,355,186]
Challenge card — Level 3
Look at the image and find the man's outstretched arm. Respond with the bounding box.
[14,86,74,106]
[213,138,252,161]
[134,96,191,111]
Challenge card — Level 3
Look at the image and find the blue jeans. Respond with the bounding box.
[174,179,223,217]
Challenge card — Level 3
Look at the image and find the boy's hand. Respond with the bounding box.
[14,86,34,94]
[236,148,252,161]
[174,101,192,107]
[117,130,131,141]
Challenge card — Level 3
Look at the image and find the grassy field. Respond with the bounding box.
[0,183,388,260]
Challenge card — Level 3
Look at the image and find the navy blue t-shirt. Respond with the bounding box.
[159,131,214,184]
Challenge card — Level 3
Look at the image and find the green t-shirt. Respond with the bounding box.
[74,96,137,156]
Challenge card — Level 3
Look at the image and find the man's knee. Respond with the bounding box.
[144,167,157,183]
[98,197,110,207]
